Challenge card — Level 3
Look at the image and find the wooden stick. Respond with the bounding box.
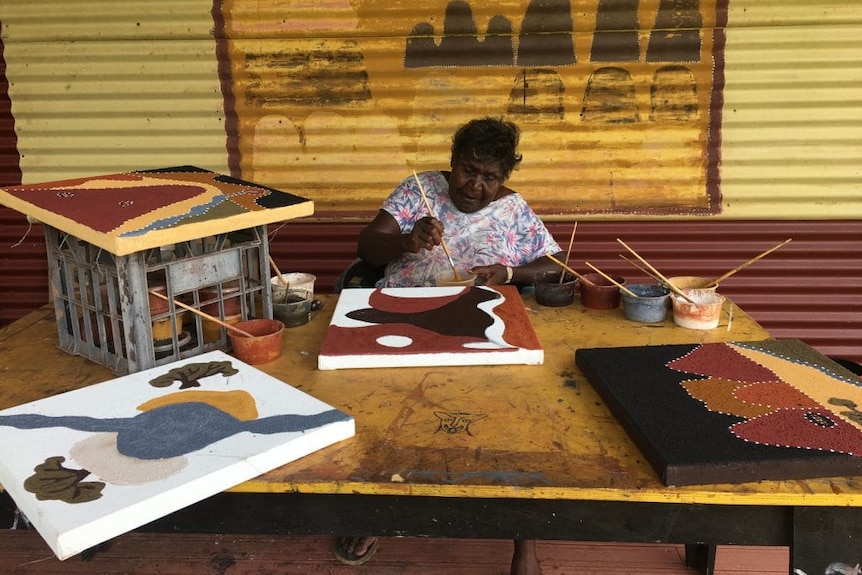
[149,289,256,338]
[268,256,289,287]
[615,238,696,304]
[413,170,461,280]
[584,262,639,298]
[618,254,664,283]
[559,222,578,284]
[705,238,792,288]
[544,253,596,286]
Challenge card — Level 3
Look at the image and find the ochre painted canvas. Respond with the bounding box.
[319,285,543,370]
[0,350,354,559]
[0,166,313,255]
[576,340,862,486]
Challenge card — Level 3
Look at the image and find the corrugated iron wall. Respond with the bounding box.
[3,214,858,365]
[0,1,860,218]
[0,2,860,363]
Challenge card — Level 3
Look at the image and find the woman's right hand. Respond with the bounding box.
[404,216,444,253]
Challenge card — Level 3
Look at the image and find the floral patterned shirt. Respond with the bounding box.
[377,171,560,287]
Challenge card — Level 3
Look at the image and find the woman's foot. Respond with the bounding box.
[511,539,542,575]
[333,536,380,565]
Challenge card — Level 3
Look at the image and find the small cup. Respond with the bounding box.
[579,272,625,309]
[436,271,476,287]
[671,289,726,330]
[272,289,313,328]
[271,272,316,303]
[534,270,576,307]
[622,283,670,323]
[665,276,717,292]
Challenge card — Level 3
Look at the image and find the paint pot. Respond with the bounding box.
[534,270,576,307]
[665,276,717,292]
[151,314,184,341]
[436,271,477,287]
[147,284,170,316]
[202,313,243,343]
[622,283,671,323]
[272,289,313,328]
[579,272,625,310]
[228,318,285,365]
[671,289,726,330]
[271,272,316,303]
[201,282,242,316]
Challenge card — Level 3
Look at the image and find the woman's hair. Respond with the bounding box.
[450,117,522,179]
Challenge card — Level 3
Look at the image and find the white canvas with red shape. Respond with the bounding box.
[318,285,543,370]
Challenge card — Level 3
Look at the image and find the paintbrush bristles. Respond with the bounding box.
[412,170,461,280]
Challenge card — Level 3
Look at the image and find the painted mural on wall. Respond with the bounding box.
[214,0,724,217]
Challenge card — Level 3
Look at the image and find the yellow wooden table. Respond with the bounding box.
[1,294,858,574]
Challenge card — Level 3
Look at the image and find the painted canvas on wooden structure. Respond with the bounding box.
[0,350,355,560]
[319,285,543,370]
[0,166,313,255]
[576,340,862,486]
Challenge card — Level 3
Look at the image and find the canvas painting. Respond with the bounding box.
[575,339,862,486]
[0,165,313,255]
[0,350,354,559]
[318,285,543,370]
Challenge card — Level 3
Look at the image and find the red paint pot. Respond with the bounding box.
[228,319,285,365]
[579,272,625,310]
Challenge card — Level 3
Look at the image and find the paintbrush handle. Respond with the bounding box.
[584,262,638,298]
[706,238,792,287]
[268,256,289,287]
[413,170,461,280]
[615,239,696,304]
[618,254,664,283]
[544,254,596,286]
[149,290,256,338]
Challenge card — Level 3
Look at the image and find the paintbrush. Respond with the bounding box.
[705,238,792,288]
[149,289,256,338]
[544,253,596,286]
[618,254,664,283]
[412,170,461,280]
[559,222,578,284]
[584,262,639,298]
[268,256,289,287]
[615,238,696,304]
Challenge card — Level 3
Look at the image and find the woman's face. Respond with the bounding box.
[448,153,506,213]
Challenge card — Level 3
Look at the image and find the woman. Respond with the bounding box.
[357,116,564,288]
[335,117,557,575]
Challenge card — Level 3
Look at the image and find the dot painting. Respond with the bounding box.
[0,166,313,256]
[575,339,862,486]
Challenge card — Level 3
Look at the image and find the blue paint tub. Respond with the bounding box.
[622,283,671,323]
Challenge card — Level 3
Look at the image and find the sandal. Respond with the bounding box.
[333,536,380,566]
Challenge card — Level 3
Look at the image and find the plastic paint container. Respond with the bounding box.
[229,318,285,365]
[671,289,726,330]
[665,276,717,292]
[271,272,316,303]
[436,271,476,287]
[273,289,313,328]
[622,283,670,323]
[579,272,625,309]
[534,270,576,307]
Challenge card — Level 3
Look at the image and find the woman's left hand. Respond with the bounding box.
[470,264,509,285]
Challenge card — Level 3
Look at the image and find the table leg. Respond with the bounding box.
[685,543,716,575]
[793,508,862,575]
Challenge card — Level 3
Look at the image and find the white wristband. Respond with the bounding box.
[505,266,514,284]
